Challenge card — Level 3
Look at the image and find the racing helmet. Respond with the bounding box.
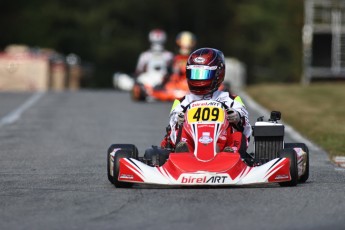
[176,31,196,55]
[186,48,225,95]
[149,29,167,51]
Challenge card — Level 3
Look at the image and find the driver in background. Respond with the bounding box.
[155,31,196,89]
[135,29,174,78]
[170,31,197,82]
[161,48,252,159]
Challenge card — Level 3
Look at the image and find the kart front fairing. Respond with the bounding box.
[118,152,291,185]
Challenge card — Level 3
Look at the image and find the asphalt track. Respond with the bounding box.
[0,90,344,230]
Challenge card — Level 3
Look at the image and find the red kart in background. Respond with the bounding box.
[131,53,190,101]
[131,72,189,101]
[131,71,230,102]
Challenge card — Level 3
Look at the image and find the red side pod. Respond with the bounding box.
[267,158,291,182]
[118,159,144,183]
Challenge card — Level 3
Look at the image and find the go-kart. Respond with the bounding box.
[131,72,189,102]
[130,55,231,102]
[113,69,166,92]
[131,53,190,101]
[114,52,171,91]
[131,77,230,102]
[107,100,309,187]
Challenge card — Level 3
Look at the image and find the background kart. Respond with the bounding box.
[113,70,165,92]
[113,69,190,102]
[131,73,189,102]
[107,100,309,187]
[131,79,230,102]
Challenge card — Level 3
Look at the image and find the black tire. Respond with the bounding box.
[113,150,133,188]
[284,143,309,183]
[108,144,138,159]
[144,147,170,166]
[107,144,138,184]
[107,149,114,184]
[131,83,146,101]
[278,148,298,187]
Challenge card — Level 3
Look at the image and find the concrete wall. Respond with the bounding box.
[0,53,49,91]
[0,45,82,92]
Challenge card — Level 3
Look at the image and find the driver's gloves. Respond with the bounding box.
[226,108,240,124]
[177,112,185,125]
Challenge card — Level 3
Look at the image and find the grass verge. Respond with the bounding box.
[246,82,345,158]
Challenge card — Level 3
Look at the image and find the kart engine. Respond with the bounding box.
[252,111,284,163]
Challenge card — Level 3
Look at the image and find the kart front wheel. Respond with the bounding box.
[107,144,138,185]
[113,150,134,188]
[284,143,309,183]
[278,148,298,187]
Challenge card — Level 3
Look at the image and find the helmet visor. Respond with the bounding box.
[187,65,217,80]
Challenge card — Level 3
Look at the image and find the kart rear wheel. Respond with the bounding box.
[113,150,133,188]
[107,149,114,184]
[131,84,146,101]
[107,144,138,184]
[108,144,138,158]
[278,148,298,187]
[284,143,309,183]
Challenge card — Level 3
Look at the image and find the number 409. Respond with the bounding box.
[192,107,219,121]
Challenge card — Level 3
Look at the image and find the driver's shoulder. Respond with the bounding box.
[214,91,245,107]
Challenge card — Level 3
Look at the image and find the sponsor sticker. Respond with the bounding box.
[275,174,289,180]
[219,136,227,141]
[199,132,213,145]
[193,57,205,63]
[187,65,217,70]
[191,101,220,107]
[119,174,134,180]
[178,173,230,184]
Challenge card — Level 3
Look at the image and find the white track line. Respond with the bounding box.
[0,92,45,128]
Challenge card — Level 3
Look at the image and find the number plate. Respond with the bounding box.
[187,106,225,123]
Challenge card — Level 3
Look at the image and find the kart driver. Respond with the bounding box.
[135,29,174,77]
[161,48,252,159]
[170,31,196,81]
[172,31,197,78]
[155,31,196,89]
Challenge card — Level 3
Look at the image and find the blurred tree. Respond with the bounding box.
[228,0,303,83]
[0,0,303,87]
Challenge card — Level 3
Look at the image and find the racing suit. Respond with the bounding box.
[135,49,174,77]
[156,53,189,89]
[171,54,189,79]
[161,90,252,158]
